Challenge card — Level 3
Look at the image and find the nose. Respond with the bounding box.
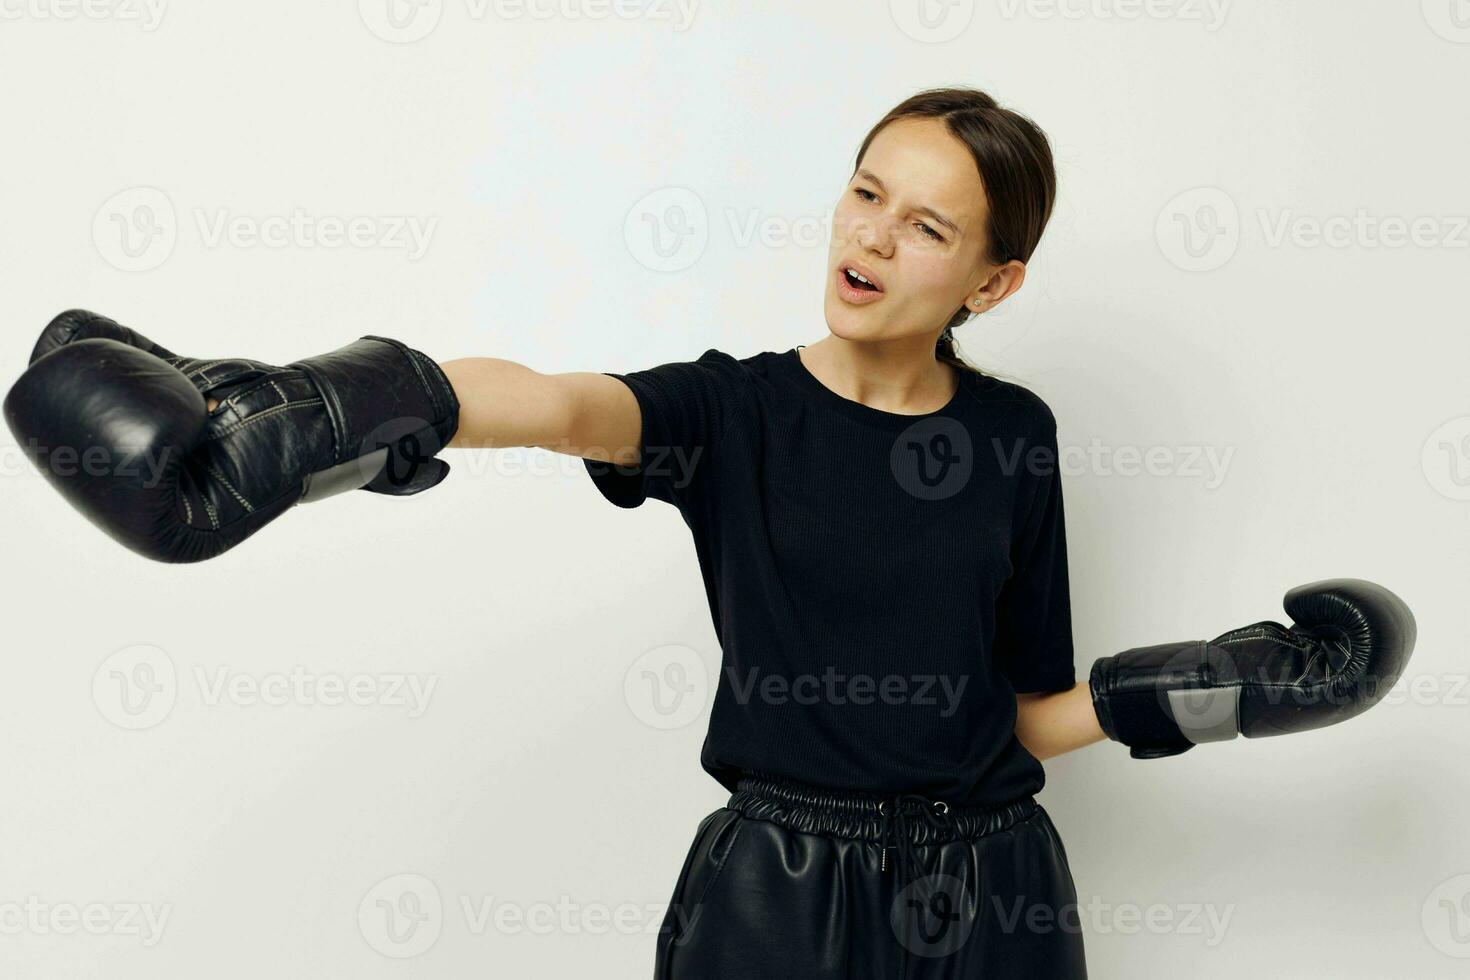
[848,210,898,256]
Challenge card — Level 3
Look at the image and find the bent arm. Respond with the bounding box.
[1013,683,1106,762]
[439,357,641,466]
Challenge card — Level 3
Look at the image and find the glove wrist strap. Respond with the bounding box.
[300,448,390,503]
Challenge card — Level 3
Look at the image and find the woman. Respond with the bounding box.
[446,86,1098,979]
[7,87,1411,978]
[7,86,1095,977]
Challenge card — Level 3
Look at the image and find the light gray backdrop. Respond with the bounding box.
[1,2,1466,978]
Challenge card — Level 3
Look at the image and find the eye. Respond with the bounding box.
[854,187,945,242]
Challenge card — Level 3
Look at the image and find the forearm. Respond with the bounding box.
[1013,681,1106,761]
[439,357,571,451]
[437,358,642,465]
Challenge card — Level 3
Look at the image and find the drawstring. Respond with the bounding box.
[878,792,954,879]
[877,793,955,980]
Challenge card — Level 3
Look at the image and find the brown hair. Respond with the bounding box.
[853,87,1057,375]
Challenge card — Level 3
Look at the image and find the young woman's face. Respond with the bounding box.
[825,116,999,346]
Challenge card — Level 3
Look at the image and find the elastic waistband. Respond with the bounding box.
[727,771,1037,846]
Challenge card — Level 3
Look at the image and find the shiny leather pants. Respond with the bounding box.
[655,772,1088,979]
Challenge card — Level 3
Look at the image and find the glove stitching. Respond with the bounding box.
[216,376,294,414]
[199,489,220,529]
[181,359,232,380]
[1296,646,1326,685]
[1214,628,1313,652]
[202,461,254,512]
[209,398,324,439]
[1205,631,1322,692]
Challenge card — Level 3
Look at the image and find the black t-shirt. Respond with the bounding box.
[583,346,1075,808]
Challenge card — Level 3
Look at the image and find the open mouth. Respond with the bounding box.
[842,267,882,292]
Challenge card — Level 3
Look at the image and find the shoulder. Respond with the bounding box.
[680,347,792,397]
[654,347,766,382]
[694,347,779,376]
[613,347,757,393]
[962,371,1058,435]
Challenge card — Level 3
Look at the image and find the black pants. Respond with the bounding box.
[655,772,1088,979]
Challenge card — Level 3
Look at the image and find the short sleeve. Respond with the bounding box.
[582,348,746,510]
[994,418,1076,694]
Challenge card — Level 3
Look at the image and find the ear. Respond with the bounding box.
[966,259,1028,314]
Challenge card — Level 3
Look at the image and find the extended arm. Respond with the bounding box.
[3,309,652,562]
[438,356,641,467]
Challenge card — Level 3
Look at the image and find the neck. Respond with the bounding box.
[799,335,958,415]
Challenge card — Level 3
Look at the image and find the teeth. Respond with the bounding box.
[847,269,874,286]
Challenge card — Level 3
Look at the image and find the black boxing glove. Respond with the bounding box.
[1089,578,1416,759]
[3,309,460,563]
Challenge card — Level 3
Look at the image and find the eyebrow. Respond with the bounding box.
[854,169,963,237]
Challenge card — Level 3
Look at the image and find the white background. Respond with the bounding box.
[2,1,1467,977]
